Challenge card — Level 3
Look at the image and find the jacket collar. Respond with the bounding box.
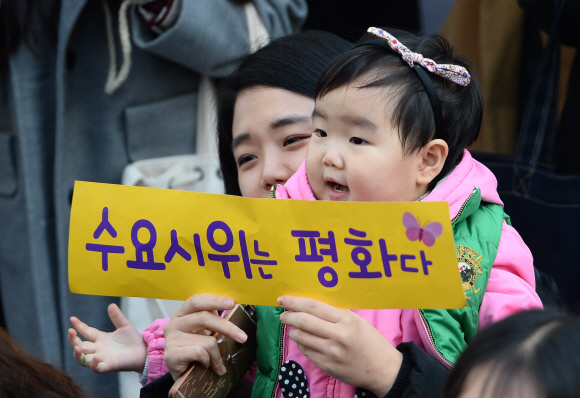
[422,150,502,220]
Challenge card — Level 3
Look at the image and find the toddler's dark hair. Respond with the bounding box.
[315,28,483,189]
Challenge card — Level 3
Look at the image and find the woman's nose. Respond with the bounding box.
[261,157,292,190]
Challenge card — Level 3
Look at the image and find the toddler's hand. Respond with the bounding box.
[68,303,147,373]
[278,296,403,397]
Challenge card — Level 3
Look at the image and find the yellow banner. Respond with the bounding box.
[69,181,466,309]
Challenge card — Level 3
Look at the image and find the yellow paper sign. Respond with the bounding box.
[69,181,466,309]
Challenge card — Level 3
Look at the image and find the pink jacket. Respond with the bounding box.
[141,318,170,385]
[142,150,542,394]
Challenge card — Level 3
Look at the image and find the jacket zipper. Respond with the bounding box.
[418,309,454,368]
[270,184,277,199]
[417,188,477,369]
[450,188,477,225]
[270,318,286,398]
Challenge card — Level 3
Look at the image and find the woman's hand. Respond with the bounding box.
[278,295,403,397]
[68,303,147,373]
[163,294,248,380]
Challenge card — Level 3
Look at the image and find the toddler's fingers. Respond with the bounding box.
[73,345,93,367]
[90,355,110,373]
[107,303,132,330]
[67,328,83,348]
[80,340,96,353]
[70,316,99,342]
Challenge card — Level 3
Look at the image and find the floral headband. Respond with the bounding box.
[367,27,471,86]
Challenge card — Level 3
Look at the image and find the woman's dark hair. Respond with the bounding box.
[443,310,580,398]
[217,31,352,196]
[316,28,483,190]
[0,327,86,397]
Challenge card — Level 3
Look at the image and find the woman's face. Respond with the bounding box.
[232,86,314,198]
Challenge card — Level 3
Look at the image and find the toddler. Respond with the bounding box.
[268,26,542,397]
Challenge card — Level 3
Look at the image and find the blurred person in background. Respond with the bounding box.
[0,0,306,396]
[0,326,86,398]
[443,309,580,398]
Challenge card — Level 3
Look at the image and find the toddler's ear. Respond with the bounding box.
[416,139,448,185]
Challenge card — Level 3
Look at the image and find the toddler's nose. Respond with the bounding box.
[322,146,344,169]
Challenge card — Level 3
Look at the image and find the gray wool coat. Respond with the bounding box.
[0,0,306,396]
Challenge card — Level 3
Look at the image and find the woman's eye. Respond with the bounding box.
[350,137,367,145]
[283,135,310,146]
[237,155,257,167]
[314,129,327,138]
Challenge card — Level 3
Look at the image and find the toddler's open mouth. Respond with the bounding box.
[329,181,349,193]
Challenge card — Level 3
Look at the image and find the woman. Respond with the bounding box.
[69,31,449,398]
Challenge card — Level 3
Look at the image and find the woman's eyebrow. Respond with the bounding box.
[271,115,311,129]
[232,133,250,150]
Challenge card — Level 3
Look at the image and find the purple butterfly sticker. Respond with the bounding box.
[403,212,443,247]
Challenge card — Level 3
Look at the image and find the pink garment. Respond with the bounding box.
[272,150,542,398]
[141,318,170,385]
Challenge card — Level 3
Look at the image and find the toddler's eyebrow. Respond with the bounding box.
[346,116,377,131]
[313,109,377,131]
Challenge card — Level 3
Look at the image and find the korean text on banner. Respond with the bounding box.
[68,181,466,309]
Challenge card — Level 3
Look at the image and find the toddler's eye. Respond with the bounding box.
[283,135,311,146]
[350,137,367,145]
[237,154,257,167]
[314,129,327,138]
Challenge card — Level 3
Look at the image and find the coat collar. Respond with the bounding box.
[423,150,503,220]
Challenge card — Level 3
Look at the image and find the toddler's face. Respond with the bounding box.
[307,83,427,202]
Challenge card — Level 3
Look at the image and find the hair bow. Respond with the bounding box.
[367,27,471,86]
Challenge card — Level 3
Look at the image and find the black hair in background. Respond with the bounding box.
[443,309,580,398]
